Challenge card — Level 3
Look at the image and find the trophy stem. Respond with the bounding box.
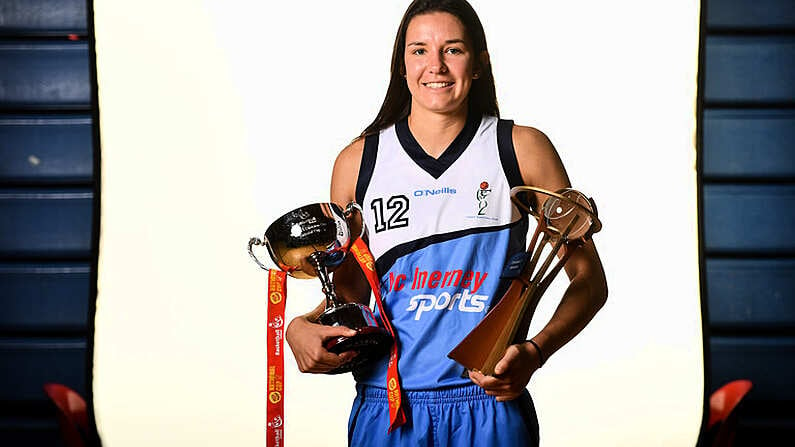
[309,252,341,310]
[483,214,583,372]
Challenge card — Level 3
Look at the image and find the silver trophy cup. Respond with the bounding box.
[249,202,392,374]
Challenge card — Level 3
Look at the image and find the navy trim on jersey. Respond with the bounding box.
[395,112,482,179]
[374,218,526,275]
[356,133,379,206]
[497,119,524,188]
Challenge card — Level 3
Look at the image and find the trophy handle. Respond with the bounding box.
[248,237,271,271]
[344,201,366,242]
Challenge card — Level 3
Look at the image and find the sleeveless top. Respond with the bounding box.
[354,113,528,390]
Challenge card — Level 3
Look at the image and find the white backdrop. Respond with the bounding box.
[92,1,703,445]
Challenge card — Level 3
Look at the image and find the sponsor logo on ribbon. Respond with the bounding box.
[269,391,282,404]
[352,244,375,272]
[267,416,283,428]
[268,315,284,329]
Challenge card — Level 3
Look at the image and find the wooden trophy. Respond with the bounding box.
[448,186,601,375]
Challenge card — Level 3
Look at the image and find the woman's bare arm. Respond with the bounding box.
[514,125,608,357]
[470,125,608,400]
[329,138,372,305]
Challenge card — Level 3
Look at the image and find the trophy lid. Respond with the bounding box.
[510,186,601,241]
[542,189,595,240]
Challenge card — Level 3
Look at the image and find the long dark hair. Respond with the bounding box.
[361,0,499,137]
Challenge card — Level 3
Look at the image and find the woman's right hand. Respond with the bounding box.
[286,316,359,373]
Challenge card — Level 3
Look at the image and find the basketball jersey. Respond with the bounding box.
[354,113,528,389]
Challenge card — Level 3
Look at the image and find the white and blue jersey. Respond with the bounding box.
[354,113,529,390]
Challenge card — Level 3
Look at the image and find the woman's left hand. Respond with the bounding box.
[468,342,541,401]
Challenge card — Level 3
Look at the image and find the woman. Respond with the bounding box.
[286,1,607,445]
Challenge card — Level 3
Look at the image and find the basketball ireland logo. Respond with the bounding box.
[476,181,491,215]
[267,415,283,428]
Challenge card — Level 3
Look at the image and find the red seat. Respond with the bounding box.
[43,383,92,447]
[707,380,753,447]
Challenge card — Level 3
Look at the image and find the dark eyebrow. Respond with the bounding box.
[407,39,466,47]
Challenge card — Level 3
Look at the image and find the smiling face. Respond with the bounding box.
[404,12,477,117]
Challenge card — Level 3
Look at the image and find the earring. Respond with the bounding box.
[473,73,480,79]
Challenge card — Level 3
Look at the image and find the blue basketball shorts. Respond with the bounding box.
[348,383,539,446]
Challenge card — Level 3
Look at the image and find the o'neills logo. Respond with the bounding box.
[477,181,491,215]
[414,187,457,197]
[269,391,282,404]
[269,291,283,304]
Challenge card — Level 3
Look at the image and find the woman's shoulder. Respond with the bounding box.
[510,123,552,151]
[330,137,366,205]
[336,136,366,167]
[509,123,570,188]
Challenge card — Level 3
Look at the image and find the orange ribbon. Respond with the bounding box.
[350,238,406,432]
[266,270,287,446]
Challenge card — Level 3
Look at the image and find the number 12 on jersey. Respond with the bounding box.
[370,196,410,233]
